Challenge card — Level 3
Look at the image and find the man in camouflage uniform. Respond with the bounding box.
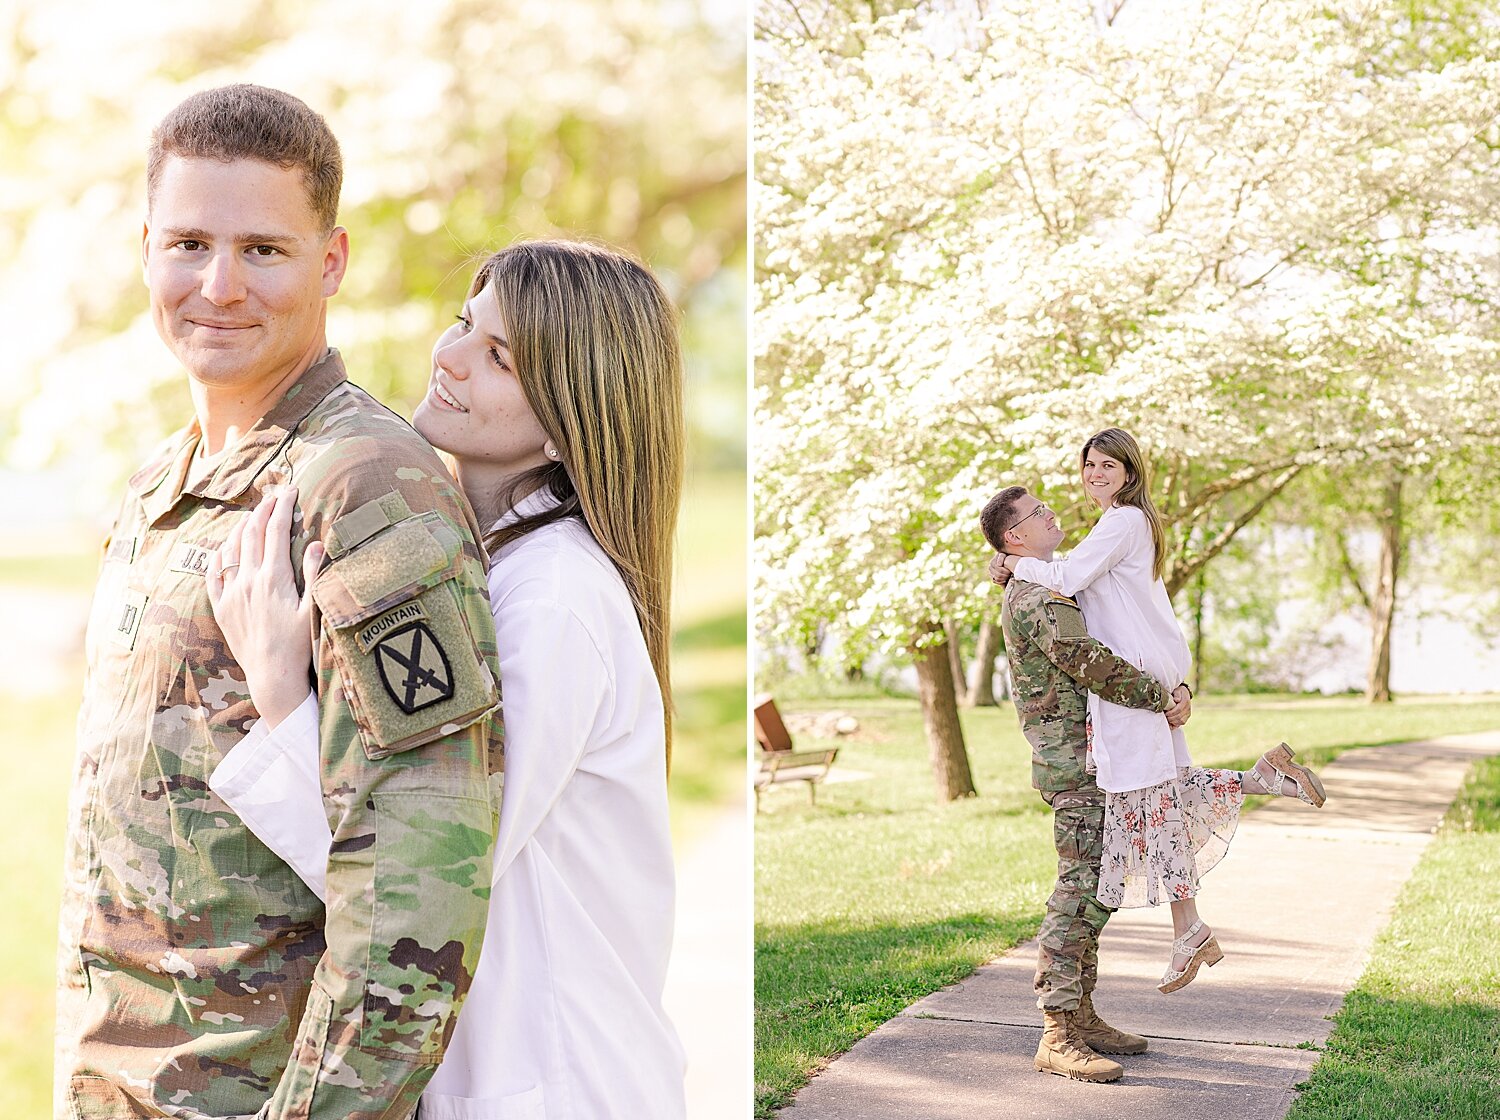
[981,485,1192,1083]
[55,86,503,1120]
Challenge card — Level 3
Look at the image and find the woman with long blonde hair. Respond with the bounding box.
[992,428,1326,995]
[205,239,687,1118]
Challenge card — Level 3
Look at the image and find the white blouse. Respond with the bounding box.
[209,489,686,1120]
[1011,503,1192,793]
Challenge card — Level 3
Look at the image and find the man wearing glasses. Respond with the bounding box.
[979,486,1192,1083]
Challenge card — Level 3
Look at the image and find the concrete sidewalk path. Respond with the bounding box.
[780,730,1500,1120]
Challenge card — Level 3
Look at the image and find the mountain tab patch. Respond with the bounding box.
[371,620,454,715]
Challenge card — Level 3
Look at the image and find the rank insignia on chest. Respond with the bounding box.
[108,589,149,649]
[371,619,455,715]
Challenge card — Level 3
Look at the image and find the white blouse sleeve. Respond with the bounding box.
[1011,506,1138,597]
[207,691,331,901]
[490,598,614,881]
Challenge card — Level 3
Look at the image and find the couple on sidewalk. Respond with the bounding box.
[981,428,1329,1084]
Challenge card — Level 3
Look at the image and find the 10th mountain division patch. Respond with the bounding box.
[368,612,456,715]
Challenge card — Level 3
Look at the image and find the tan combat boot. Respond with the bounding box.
[1073,992,1148,1054]
[1034,1010,1123,1082]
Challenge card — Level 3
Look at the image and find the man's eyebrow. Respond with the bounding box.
[158,226,298,247]
[238,231,299,247]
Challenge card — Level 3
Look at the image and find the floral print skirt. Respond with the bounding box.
[1098,767,1244,909]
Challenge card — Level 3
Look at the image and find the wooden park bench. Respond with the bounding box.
[754,695,839,810]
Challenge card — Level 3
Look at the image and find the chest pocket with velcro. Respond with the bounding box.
[313,511,496,760]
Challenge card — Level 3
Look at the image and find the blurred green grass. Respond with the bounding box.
[0,469,744,1114]
[669,470,748,838]
[0,552,100,588]
[3,683,80,1117]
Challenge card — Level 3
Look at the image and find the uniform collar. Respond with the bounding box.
[130,349,349,524]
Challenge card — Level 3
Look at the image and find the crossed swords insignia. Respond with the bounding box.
[373,622,455,714]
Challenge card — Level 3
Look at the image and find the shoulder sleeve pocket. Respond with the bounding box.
[313,512,497,760]
[1044,599,1091,642]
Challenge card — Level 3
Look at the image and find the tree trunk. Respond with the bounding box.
[912,626,978,801]
[945,620,968,705]
[969,619,1003,706]
[1365,473,1403,703]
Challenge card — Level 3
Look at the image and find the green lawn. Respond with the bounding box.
[0,550,100,590]
[668,470,748,839]
[754,694,1500,1118]
[1287,754,1500,1120]
[3,683,82,1118]
[0,469,745,1115]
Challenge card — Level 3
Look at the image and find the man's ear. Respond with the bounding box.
[321,226,350,298]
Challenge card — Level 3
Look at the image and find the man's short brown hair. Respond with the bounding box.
[147,84,342,233]
[980,485,1030,552]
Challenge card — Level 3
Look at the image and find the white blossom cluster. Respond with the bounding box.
[756,0,1500,661]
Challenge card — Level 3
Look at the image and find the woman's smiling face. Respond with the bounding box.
[1082,449,1128,508]
[413,279,552,475]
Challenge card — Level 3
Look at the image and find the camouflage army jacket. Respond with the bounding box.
[56,351,505,1120]
[1000,578,1169,794]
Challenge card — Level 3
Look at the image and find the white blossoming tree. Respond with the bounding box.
[756,0,1500,799]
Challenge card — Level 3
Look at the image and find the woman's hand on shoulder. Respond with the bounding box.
[207,487,326,729]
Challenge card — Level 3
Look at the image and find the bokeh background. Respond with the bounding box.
[0,1,749,1114]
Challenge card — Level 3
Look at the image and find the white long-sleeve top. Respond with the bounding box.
[1011,503,1192,793]
[209,488,686,1120]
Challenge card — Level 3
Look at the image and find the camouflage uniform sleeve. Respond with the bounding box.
[1023,595,1171,713]
[264,489,499,1119]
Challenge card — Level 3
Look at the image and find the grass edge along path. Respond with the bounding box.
[1285,753,1500,1120]
[755,698,1500,1119]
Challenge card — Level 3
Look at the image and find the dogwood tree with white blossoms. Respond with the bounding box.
[757,0,1500,797]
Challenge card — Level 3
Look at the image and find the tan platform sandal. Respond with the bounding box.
[1158,919,1223,994]
[1257,742,1327,808]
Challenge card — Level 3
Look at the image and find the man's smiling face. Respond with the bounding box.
[1005,495,1065,554]
[142,155,346,396]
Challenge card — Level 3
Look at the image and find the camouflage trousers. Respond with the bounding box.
[1034,789,1113,1011]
